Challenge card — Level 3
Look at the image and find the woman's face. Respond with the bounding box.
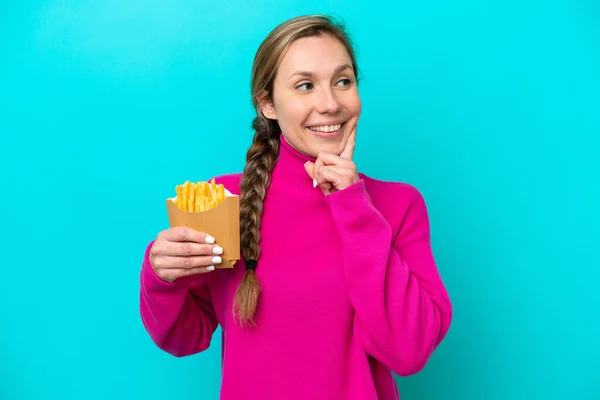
[260,34,362,158]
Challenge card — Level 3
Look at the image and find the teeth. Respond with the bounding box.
[308,124,342,133]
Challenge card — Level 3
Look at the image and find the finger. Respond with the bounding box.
[153,241,223,257]
[314,156,324,179]
[179,266,216,276]
[153,254,223,270]
[319,166,347,187]
[304,157,323,187]
[320,165,354,175]
[340,124,357,160]
[313,156,328,187]
[314,153,355,187]
[162,266,216,281]
[162,226,216,244]
[304,161,315,180]
[315,151,354,167]
[303,161,319,188]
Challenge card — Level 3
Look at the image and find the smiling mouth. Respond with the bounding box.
[306,122,345,135]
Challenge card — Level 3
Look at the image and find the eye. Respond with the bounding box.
[296,82,314,91]
[336,78,353,87]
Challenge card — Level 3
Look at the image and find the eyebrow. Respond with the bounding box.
[289,63,353,79]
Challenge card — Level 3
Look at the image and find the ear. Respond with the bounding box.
[258,91,277,120]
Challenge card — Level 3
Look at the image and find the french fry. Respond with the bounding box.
[175,185,182,209]
[210,178,217,200]
[194,185,201,212]
[188,182,195,212]
[182,181,189,211]
[218,184,225,203]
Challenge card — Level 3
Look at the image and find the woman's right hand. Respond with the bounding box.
[149,226,223,282]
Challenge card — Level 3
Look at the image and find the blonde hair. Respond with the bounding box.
[232,14,360,327]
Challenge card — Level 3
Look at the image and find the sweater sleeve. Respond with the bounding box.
[325,179,453,376]
[139,240,219,357]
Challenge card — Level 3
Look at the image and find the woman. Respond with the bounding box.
[140,14,453,400]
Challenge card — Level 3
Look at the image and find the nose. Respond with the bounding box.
[315,87,341,115]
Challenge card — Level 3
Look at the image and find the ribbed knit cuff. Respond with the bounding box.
[325,178,368,204]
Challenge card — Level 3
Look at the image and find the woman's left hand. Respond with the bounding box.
[304,125,359,195]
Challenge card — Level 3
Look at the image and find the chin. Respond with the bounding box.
[305,141,343,158]
[304,131,346,154]
[286,126,349,157]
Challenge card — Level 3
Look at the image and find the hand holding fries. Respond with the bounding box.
[150,226,223,282]
[162,178,240,271]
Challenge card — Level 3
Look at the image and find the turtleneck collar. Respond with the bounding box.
[270,134,320,195]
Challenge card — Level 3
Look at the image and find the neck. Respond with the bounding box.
[270,135,320,195]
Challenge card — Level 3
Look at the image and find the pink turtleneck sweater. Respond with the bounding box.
[139,136,453,399]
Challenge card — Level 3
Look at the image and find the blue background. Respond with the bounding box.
[1,1,598,399]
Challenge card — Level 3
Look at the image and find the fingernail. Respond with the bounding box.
[212,256,222,264]
[313,178,318,188]
[205,235,215,244]
[213,246,223,255]
[206,266,215,271]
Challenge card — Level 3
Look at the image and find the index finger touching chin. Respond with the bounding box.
[340,125,357,160]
